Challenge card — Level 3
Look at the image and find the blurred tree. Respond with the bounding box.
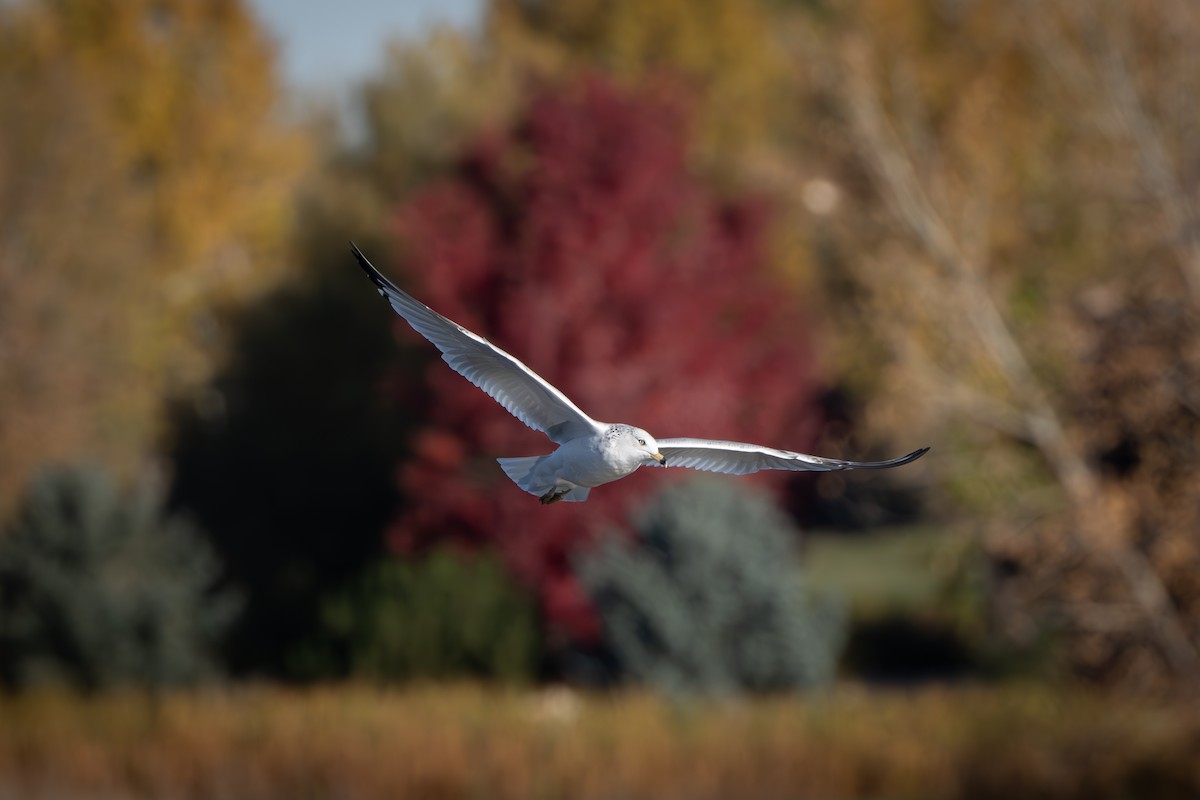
[988,0,1200,685]
[0,464,233,691]
[305,548,539,683]
[487,0,792,174]
[484,0,831,323]
[777,0,1200,684]
[1024,0,1200,305]
[360,28,528,202]
[382,76,820,644]
[166,242,414,678]
[356,0,801,257]
[578,478,844,694]
[0,0,306,505]
[1058,292,1200,684]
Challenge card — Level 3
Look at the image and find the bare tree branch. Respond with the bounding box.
[839,38,1199,674]
[1028,0,1200,303]
[842,43,1097,500]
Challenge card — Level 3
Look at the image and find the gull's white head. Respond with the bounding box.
[625,425,665,466]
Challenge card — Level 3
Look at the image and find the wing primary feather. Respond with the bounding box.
[656,439,929,476]
[351,241,400,298]
[350,243,600,444]
[796,446,931,470]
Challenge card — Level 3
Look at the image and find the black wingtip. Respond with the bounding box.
[348,240,372,273]
[846,445,930,470]
[349,241,398,297]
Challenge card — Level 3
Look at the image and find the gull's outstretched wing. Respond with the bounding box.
[657,439,929,476]
[352,243,601,444]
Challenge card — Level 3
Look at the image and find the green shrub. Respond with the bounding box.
[309,550,539,683]
[577,478,845,695]
[0,465,235,690]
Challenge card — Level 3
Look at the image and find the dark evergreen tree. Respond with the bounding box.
[166,248,413,678]
[578,478,845,694]
[0,465,234,690]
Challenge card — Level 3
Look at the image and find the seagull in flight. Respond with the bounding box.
[352,244,928,504]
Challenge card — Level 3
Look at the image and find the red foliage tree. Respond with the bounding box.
[384,77,819,641]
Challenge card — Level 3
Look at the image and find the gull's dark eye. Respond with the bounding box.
[637,438,646,446]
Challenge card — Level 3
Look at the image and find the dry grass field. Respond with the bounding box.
[1,682,1197,800]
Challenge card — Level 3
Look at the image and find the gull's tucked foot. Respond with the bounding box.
[540,489,568,505]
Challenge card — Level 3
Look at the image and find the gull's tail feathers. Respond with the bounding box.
[497,456,543,492]
[497,456,591,503]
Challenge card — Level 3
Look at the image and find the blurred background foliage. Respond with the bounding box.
[165,251,414,677]
[0,464,233,691]
[303,548,538,684]
[4,0,1200,793]
[579,479,844,694]
[0,0,309,506]
[0,0,1197,712]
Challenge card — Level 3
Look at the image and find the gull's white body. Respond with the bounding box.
[352,244,928,504]
[498,428,651,503]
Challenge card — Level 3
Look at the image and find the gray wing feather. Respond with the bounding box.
[351,243,600,444]
[657,438,929,476]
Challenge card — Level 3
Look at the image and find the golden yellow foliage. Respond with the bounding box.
[487,0,791,174]
[0,0,308,502]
